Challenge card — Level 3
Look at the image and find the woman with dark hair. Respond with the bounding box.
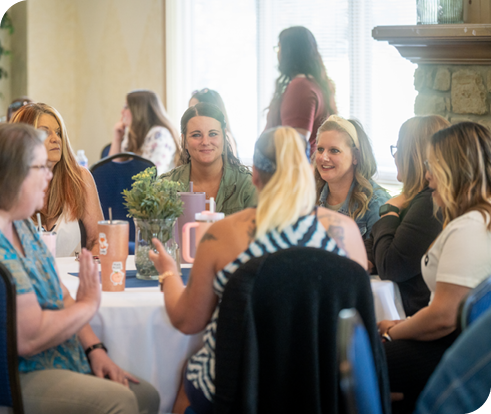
[265,26,337,155]
[314,115,390,240]
[151,126,368,414]
[161,102,256,215]
[189,88,238,156]
[110,89,181,175]
[0,123,160,414]
[378,122,491,413]
[6,96,32,121]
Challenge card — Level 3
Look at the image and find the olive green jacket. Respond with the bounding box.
[160,163,257,215]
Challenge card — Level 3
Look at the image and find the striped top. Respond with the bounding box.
[185,209,346,401]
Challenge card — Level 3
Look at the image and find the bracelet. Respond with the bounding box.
[159,270,177,292]
[85,342,108,357]
[382,333,392,342]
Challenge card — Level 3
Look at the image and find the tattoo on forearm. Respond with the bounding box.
[200,232,217,243]
[247,219,256,243]
[327,225,345,251]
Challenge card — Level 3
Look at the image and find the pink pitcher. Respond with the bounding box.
[182,197,224,263]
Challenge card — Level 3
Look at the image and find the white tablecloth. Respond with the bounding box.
[57,257,202,414]
[57,258,405,414]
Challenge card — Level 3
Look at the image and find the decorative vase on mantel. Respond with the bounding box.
[122,166,184,281]
[134,218,181,280]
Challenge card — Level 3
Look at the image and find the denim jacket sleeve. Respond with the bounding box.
[355,183,391,240]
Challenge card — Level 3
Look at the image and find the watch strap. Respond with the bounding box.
[85,342,108,357]
[379,204,400,217]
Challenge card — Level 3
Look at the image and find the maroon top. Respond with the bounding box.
[265,76,329,155]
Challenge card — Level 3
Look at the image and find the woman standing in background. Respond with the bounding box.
[265,26,337,156]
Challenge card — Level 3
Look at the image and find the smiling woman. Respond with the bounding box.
[10,103,104,257]
[161,102,256,216]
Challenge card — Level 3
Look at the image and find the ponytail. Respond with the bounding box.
[255,127,316,239]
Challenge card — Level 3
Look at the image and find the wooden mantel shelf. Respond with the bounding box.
[372,24,491,64]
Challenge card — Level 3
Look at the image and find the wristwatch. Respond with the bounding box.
[379,204,400,217]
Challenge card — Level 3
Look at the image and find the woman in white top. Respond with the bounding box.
[11,103,104,257]
[378,122,491,412]
[110,89,181,175]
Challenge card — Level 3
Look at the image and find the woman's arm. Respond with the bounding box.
[108,119,125,156]
[16,249,100,356]
[80,168,104,255]
[150,232,220,335]
[379,282,470,341]
[317,207,368,270]
[372,189,441,283]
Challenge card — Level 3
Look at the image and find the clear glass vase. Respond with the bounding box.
[134,218,180,280]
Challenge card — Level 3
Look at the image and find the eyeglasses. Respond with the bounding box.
[273,45,280,53]
[424,160,432,174]
[390,145,397,158]
[30,164,50,172]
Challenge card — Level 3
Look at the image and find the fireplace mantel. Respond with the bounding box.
[372,24,491,65]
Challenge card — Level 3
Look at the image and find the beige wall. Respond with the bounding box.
[27,0,165,164]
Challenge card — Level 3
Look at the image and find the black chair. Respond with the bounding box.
[337,308,383,414]
[0,263,24,414]
[457,275,491,331]
[90,153,155,248]
[213,247,391,414]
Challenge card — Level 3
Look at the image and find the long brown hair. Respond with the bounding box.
[126,90,181,166]
[10,103,86,223]
[397,115,450,207]
[429,122,491,230]
[314,118,377,220]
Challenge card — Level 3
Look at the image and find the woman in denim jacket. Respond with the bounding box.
[314,115,390,239]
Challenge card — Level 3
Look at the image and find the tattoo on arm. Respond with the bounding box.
[327,225,346,252]
[247,219,256,243]
[200,232,218,243]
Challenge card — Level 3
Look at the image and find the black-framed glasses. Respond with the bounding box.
[424,160,431,174]
[30,164,50,172]
[390,145,397,158]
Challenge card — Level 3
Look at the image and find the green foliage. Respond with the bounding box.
[122,167,184,221]
[0,13,13,35]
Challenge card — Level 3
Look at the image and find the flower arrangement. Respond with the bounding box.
[122,167,184,280]
[122,167,184,221]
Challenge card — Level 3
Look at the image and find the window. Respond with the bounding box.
[166,0,416,183]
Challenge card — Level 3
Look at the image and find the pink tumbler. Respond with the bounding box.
[182,197,224,263]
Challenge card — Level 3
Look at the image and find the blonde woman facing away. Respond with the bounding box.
[378,122,491,412]
[149,126,367,414]
[314,115,390,241]
[367,115,450,316]
[11,103,103,257]
[110,90,181,175]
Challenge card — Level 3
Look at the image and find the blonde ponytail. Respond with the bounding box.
[255,127,316,239]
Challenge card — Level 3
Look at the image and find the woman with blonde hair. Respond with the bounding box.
[367,115,450,316]
[11,103,103,257]
[378,122,491,413]
[110,89,181,175]
[314,115,390,240]
[150,126,367,414]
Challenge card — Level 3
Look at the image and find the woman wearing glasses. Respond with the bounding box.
[110,89,181,175]
[314,115,390,241]
[0,123,159,414]
[265,26,337,156]
[11,103,103,257]
[366,115,449,316]
[378,122,491,413]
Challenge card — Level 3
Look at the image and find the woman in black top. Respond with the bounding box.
[366,115,449,316]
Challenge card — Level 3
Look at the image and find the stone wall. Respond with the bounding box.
[414,65,491,129]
